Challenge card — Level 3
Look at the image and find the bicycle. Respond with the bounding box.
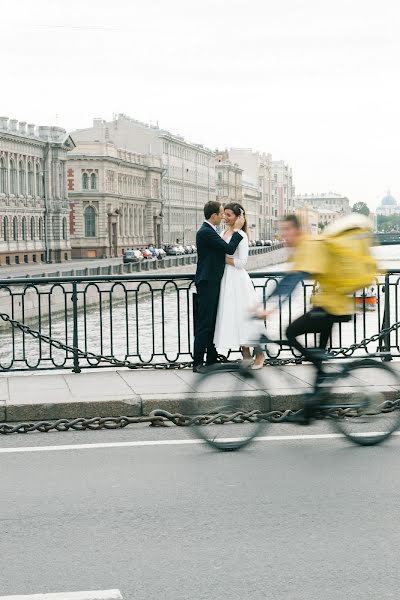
[190,334,400,451]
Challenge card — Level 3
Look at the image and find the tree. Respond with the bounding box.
[352,202,370,216]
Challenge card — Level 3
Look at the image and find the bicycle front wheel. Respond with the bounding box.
[326,359,400,446]
[190,363,271,451]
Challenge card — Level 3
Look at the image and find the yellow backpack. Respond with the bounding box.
[318,215,378,295]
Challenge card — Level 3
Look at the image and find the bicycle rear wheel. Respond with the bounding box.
[190,363,271,451]
[326,359,400,446]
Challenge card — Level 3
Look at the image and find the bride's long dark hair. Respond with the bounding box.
[224,202,249,237]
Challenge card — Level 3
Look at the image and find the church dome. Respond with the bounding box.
[381,191,397,206]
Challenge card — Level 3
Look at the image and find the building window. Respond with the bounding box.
[19,161,26,195]
[35,163,41,197]
[52,216,57,239]
[82,173,89,190]
[12,216,18,240]
[124,206,128,236]
[30,216,35,239]
[0,157,6,193]
[3,217,8,241]
[38,217,43,240]
[38,162,44,197]
[90,173,96,190]
[129,207,133,235]
[62,217,67,240]
[22,217,27,241]
[10,160,17,195]
[58,164,63,197]
[28,162,34,195]
[84,205,96,237]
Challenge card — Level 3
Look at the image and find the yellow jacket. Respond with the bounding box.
[290,235,353,316]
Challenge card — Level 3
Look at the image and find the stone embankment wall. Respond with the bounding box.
[0,247,288,327]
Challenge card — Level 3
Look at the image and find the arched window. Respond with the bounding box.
[28,162,34,196]
[19,161,26,195]
[3,217,8,241]
[0,157,6,194]
[12,216,18,241]
[82,173,88,190]
[90,173,96,190]
[30,216,35,240]
[84,205,96,237]
[22,217,27,241]
[38,217,43,240]
[62,217,67,240]
[10,159,17,195]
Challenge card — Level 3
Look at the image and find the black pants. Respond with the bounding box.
[286,308,350,365]
[193,281,220,366]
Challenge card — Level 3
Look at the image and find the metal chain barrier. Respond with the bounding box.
[0,311,399,434]
[1,399,400,434]
[1,310,400,369]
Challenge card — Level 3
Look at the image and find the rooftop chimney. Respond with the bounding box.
[27,123,36,136]
[19,121,27,135]
[9,119,18,132]
[0,117,9,130]
[38,126,51,140]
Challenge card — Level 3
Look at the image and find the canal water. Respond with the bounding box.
[1,245,399,370]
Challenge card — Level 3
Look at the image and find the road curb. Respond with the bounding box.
[1,388,374,423]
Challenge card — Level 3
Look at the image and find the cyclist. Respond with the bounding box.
[254,214,375,422]
[259,215,354,369]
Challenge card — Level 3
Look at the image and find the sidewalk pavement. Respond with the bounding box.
[1,362,399,422]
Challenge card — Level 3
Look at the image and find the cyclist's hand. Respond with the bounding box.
[250,304,271,319]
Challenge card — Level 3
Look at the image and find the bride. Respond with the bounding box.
[213,202,265,369]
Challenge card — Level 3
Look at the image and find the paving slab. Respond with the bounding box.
[119,370,194,394]
[6,371,141,421]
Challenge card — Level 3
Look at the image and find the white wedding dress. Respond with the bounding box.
[213,230,259,353]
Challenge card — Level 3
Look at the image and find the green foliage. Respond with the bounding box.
[352,202,370,216]
[377,214,400,232]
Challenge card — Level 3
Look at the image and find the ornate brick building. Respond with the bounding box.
[0,117,74,265]
[67,141,163,258]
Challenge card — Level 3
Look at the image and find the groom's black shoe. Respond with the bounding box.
[193,364,207,374]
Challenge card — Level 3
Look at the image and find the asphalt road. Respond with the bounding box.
[1,423,400,600]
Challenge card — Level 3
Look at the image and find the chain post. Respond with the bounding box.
[71,282,81,373]
[383,273,392,361]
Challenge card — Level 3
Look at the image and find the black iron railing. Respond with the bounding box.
[0,270,398,372]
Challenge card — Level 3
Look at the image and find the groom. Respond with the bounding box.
[193,200,245,372]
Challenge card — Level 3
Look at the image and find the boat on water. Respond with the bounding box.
[355,286,377,310]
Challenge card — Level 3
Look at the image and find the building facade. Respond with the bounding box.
[67,141,163,258]
[272,160,295,233]
[228,148,273,240]
[215,151,243,204]
[376,191,400,216]
[72,114,216,245]
[295,192,351,215]
[295,205,319,235]
[0,117,74,265]
[242,178,261,240]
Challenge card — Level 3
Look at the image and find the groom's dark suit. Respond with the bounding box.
[193,222,243,367]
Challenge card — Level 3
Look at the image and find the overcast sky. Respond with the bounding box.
[2,0,399,209]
